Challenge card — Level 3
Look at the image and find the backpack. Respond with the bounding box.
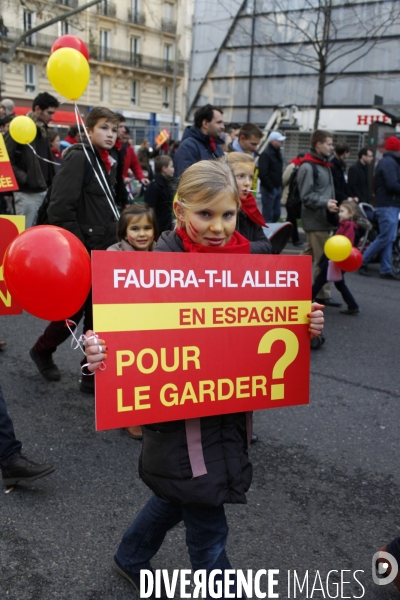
[286,161,319,219]
[35,158,93,226]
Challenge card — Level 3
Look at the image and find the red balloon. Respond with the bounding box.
[51,35,89,61]
[3,226,91,321]
[336,247,363,272]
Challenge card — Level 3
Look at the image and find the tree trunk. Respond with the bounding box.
[314,65,326,130]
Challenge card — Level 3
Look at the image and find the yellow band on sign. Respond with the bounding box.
[93,301,311,332]
[0,135,11,163]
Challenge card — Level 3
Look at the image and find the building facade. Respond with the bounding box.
[187,0,400,131]
[0,0,194,141]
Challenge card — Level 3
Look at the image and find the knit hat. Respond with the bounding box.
[385,136,400,152]
[0,98,14,116]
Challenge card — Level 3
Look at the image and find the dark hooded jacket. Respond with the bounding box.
[5,111,55,193]
[173,126,224,178]
[137,229,253,507]
[47,144,118,251]
[374,151,400,209]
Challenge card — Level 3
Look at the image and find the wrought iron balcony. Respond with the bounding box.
[90,45,184,75]
[56,0,78,7]
[96,1,117,18]
[128,9,146,26]
[161,19,177,34]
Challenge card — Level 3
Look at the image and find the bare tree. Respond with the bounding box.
[259,0,400,129]
[0,0,102,64]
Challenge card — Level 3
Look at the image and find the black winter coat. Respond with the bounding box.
[47,144,118,251]
[137,229,253,507]
[236,210,272,254]
[348,160,370,204]
[331,155,349,203]
[374,152,400,208]
[258,143,283,191]
[173,126,224,179]
[144,173,174,233]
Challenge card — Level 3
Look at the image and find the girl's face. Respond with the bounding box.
[233,164,254,200]
[175,192,238,247]
[87,118,117,150]
[338,205,353,222]
[51,135,60,152]
[125,215,154,251]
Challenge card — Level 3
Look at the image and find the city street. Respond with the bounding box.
[1,260,400,600]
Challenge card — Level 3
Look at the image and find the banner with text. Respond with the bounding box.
[92,252,312,431]
[0,133,19,192]
[0,215,25,315]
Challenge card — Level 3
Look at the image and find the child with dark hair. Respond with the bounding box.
[144,155,175,234]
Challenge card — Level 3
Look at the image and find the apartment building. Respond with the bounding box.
[0,0,193,140]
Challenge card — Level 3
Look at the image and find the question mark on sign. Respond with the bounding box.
[258,328,299,400]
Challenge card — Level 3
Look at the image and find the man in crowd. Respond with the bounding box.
[331,143,351,203]
[359,136,400,280]
[173,104,225,178]
[224,122,241,151]
[5,92,59,227]
[348,147,373,203]
[297,130,340,305]
[227,122,262,157]
[258,131,286,223]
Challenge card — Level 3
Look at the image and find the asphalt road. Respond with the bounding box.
[1,257,400,600]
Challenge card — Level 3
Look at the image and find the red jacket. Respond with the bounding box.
[122,145,145,181]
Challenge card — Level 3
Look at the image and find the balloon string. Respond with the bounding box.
[73,104,120,221]
[65,320,106,374]
[28,144,60,166]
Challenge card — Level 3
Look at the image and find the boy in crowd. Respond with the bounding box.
[144,155,175,234]
[29,107,119,392]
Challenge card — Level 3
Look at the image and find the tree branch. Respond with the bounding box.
[0,0,102,63]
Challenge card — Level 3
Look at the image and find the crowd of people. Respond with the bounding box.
[1,95,400,595]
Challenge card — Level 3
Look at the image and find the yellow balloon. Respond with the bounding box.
[9,115,37,145]
[46,47,90,101]
[324,235,352,262]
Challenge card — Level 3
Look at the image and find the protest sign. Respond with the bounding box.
[92,252,312,431]
[0,133,19,192]
[0,215,25,315]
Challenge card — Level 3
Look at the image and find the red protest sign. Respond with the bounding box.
[92,252,312,431]
[0,134,19,192]
[0,215,25,315]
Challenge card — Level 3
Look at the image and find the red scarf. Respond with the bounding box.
[301,152,333,168]
[209,138,216,153]
[240,191,266,227]
[176,228,250,254]
[114,138,122,151]
[51,148,62,160]
[290,157,302,166]
[98,148,112,173]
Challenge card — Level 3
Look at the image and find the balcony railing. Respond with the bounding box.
[96,2,117,17]
[128,9,146,26]
[0,29,185,76]
[161,19,177,34]
[90,45,184,75]
[56,0,78,7]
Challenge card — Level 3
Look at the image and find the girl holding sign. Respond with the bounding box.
[84,161,324,598]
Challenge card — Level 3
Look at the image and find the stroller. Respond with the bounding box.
[358,202,400,276]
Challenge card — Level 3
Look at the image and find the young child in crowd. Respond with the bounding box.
[108,203,157,440]
[225,152,271,254]
[144,155,175,234]
[47,130,62,171]
[312,200,364,315]
[30,107,120,392]
[84,161,325,598]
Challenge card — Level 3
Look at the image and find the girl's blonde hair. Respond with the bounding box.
[176,160,239,218]
[225,152,255,168]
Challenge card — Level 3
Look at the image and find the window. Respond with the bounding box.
[162,85,171,109]
[24,63,36,93]
[131,80,139,105]
[131,36,141,65]
[164,43,172,62]
[163,2,174,20]
[131,0,140,13]
[100,75,111,103]
[58,20,69,36]
[100,30,110,60]
[23,10,36,46]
